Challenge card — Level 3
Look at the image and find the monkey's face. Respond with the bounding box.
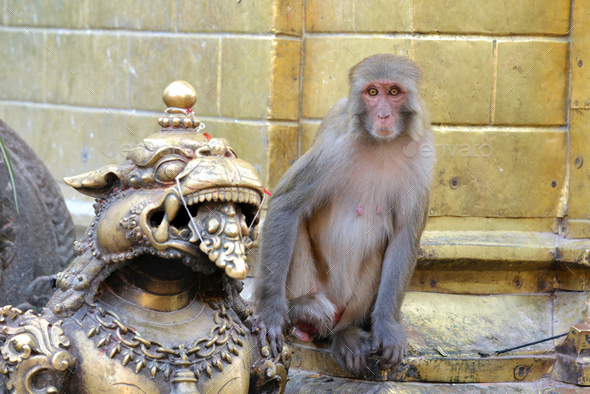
[361,79,408,139]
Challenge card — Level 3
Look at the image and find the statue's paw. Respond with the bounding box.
[370,323,407,370]
[331,326,370,374]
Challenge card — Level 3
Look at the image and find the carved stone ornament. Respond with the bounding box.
[0,81,290,394]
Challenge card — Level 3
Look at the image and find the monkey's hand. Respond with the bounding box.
[370,322,407,370]
[250,316,284,358]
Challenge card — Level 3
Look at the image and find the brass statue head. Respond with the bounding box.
[63,81,263,280]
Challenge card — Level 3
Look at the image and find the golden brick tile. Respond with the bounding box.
[0,30,44,102]
[83,111,147,171]
[45,32,129,108]
[177,0,274,33]
[302,37,411,119]
[129,35,219,115]
[356,0,412,33]
[273,0,303,36]
[304,0,354,33]
[300,121,319,155]
[568,109,590,220]
[267,124,298,190]
[414,0,571,35]
[429,126,567,218]
[6,0,88,28]
[88,0,175,31]
[269,39,301,121]
[413,39,493,125]
[495,41,568,126]
[221,38,273,119]
[571,0,590,109]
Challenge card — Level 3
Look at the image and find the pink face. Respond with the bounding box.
[361,79,407,138]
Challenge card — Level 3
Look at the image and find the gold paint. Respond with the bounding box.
[163,80,198,109]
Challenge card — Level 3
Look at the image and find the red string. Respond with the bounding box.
[203,132,212,141]
[264,188,272,196]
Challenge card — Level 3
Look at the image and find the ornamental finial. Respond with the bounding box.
[158,80,201,129]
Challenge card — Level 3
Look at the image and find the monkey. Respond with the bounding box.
[252,53,434,374]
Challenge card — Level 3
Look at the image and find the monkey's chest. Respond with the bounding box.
[309,195,393,268]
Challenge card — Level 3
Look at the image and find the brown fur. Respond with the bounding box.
[253,54,434,374]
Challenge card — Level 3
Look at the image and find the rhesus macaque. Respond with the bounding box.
[253,54,434,373]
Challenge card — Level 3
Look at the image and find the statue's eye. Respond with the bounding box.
[388,87,400,96]
[368,88,378,96]
[155,159,187,183]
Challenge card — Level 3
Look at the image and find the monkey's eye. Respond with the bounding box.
[388,87,401,96]
[367,88,378,96]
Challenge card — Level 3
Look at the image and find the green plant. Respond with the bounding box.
[0,136,19,215]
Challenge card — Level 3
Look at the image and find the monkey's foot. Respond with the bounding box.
[370,322,407,370]
[331,326,370,374]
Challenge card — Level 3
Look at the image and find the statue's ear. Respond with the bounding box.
[63,165,123,198]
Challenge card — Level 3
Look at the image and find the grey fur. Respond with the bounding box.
[253,54,435,373]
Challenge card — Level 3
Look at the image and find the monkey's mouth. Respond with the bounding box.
[139,186,262,279]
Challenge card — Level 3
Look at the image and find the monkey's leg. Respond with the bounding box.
[329,251,381,374]
[286,222,336,340]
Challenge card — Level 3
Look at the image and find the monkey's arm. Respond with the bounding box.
[253,99,347,356]
[370,188,430,369]
[252,149,326,356]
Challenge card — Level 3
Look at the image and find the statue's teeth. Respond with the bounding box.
[165,193,180,222]
[199,194,206,202]
[238,192,245,203]
[206,193,212,202]
[154,217,169,243]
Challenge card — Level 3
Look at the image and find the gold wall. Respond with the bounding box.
[0,0,578,236]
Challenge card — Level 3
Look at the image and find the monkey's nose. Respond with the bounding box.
[378,114,390,119]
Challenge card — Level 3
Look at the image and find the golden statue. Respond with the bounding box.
[0,81,290,394]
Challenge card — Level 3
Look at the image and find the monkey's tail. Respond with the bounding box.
[288,292,337,337]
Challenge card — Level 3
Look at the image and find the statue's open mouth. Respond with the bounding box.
[141,185,262,279]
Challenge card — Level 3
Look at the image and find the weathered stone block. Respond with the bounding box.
[270,39,301,121]
[6,0,88,28]
[300,121,320,155]
[45,32,128,108]
[221,38,273,119]
[305,0,354,33]
[129,35,219,115]
[356,0,412,33]
[414,0,571,35]
[495,41,568,126]
[88,0,175,31]
[267,124,298,190]
[177,0,274,33]
[413,39,493,125]
[0,30,44,102]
